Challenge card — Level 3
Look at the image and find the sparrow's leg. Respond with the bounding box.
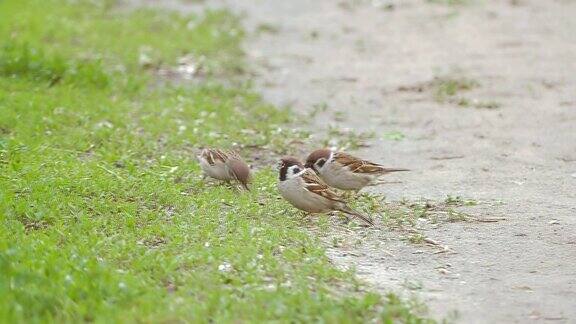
[223,179,235,189]
[227,181,244,192]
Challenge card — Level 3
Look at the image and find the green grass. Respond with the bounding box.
[0,0,431,322]
[432,77,479,102]
[429,76,500,109]
[352,193,474,245]
[323,126,375,151]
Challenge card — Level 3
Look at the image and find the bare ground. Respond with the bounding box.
[131,0,576,322]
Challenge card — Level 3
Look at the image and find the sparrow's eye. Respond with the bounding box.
[316,158,326,168]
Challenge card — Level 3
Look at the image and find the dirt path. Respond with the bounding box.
[132,0,576,322]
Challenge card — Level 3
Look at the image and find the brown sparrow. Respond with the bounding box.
[277,156,375,226]
[197,148,251,190]
[305,149,408,192]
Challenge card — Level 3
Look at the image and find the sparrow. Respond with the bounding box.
[277,156,375,226]
[197,148,251,190]
[305,149,408,192]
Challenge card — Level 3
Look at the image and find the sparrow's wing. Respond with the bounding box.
[300,169,346,203]
[333,152,408,174]
[332,152,383,173]
[225,149,243,161]
[203,148,229,165]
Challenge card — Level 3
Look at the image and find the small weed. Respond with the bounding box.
[456,97,471,107]
[444,195,477,206]
[473,100,500,109]
[353,193,475,231]
[408,233,426,244]
[309,102,329,118]
[433,77,480,102]
[455,97,500,109]
[333,111,347,121]
[382,131,405,141]
[308,30,320,40]
[402,280,424,291]
[332,237,344,247]
[350,194,476,234]
[323,126,375,150]
[255,23,280,35]
[354,193,387,214]
[447,209,469,222]
[400,74,500,109]
[355,39,367,52]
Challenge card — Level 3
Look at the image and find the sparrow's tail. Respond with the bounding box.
[337,205,375,227]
